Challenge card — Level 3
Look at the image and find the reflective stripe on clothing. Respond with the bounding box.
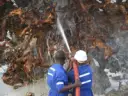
[50,67,56,71]
[56,82,64,85]
[79,72,90,78]
[48,72,53,76]
[81,80,91,85]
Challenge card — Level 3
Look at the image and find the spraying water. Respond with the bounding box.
[57,18,71,53]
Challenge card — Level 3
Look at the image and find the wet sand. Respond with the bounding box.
[0,74,49,96]
[0,74,13,96]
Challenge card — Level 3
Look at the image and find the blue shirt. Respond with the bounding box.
[68,64,93,96]
[47,64,68,96]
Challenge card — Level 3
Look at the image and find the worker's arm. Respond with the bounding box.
[56,73,81,93]
[59,79,81,93]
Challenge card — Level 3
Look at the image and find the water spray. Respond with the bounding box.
[57,17,80,96]
[57,18,71,53]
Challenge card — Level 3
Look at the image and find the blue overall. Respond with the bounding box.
[47,64,68,96]
[68,64,93,96]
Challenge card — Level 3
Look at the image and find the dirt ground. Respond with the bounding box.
[0,74,48,96]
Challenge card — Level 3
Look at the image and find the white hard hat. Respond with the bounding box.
[74,50,87,63]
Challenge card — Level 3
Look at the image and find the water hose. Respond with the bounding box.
[72,59,80,96]
[57,17,80,96]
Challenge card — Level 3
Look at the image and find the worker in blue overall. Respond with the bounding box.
[47,50,81,96]
[68,50,93,96]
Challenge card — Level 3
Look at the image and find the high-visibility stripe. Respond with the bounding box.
[50,67,56,71]
[48,72,53,76]
[81,80,91,85]
[56,82,64,85]
[79,72,90,78]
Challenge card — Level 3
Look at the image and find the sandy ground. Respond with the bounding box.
[8,79,49,96]
[0,74,49,96]
[0,74,13,96]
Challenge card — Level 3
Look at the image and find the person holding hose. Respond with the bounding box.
[68,50,93,96]
[47,50,81,96]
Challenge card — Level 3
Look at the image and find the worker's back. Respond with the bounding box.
[47,64,69,96]
[68,64,93,96]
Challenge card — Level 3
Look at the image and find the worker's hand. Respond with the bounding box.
[67,56,78,71]
[70,57,75,61]
[75,79,81,87]
[68,53,74,59]
[67,58,74,71]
